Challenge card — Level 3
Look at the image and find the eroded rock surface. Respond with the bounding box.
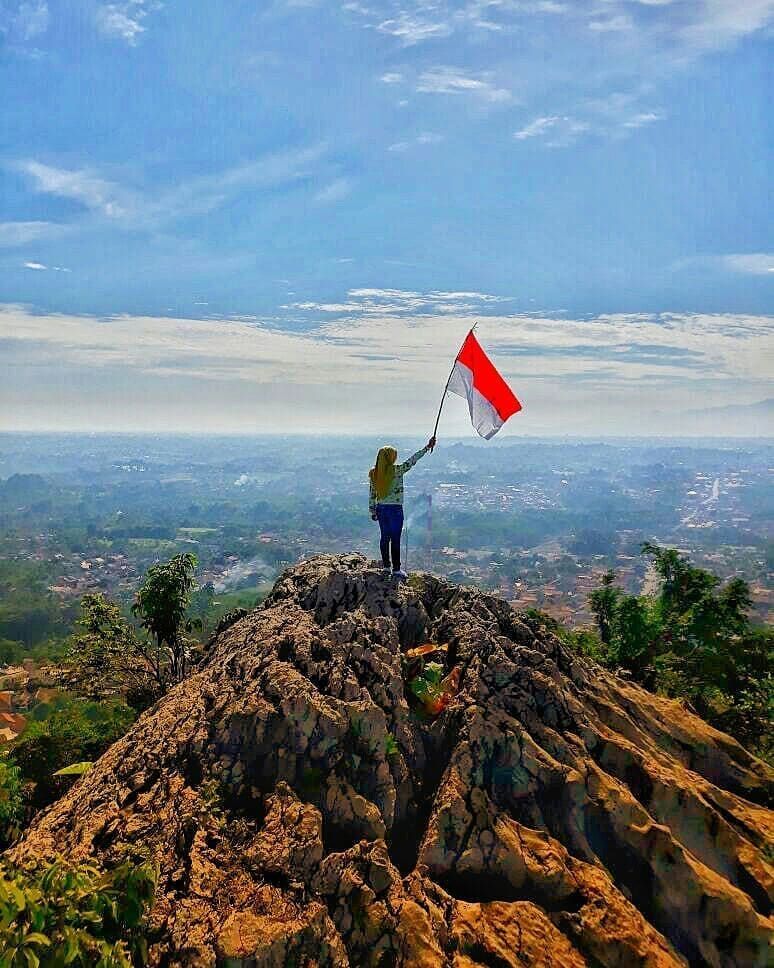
[12,554,774,966]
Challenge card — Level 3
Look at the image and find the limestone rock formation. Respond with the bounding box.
[12,554,774,966]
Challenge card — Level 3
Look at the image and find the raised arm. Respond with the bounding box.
[395,436,436,474]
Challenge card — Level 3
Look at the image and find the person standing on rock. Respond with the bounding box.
[369,437,435,579]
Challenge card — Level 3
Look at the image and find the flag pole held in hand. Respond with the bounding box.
[434,324,522,440]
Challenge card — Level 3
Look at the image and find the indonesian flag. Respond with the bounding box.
[447,331,522,439]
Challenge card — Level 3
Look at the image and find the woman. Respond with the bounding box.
[369,437,435,578]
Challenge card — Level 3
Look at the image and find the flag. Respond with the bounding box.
[447,330,522,439]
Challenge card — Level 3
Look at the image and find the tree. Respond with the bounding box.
[640,544,771,756]
[610,595,654,675]
[578,546,771,761]
[68,593,157,702]
[588,570,620,646]
[641,544,754,712]
[132,553,200,684]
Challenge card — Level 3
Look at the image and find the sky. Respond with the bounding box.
[1,0,772,436]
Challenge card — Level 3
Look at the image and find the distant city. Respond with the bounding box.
[1,434,771,663]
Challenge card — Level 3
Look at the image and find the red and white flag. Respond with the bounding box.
[447,330,522,438]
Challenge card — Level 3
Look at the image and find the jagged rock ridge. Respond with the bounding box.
[12,555,774,966]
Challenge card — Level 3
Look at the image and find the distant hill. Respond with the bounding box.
[684,398,774,435]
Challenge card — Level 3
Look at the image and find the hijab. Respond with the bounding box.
[369,446,397,500]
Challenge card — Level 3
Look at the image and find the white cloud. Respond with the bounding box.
[377,14,452,44]
[621,110,664,128]
[0,1,48,41]
[313,177,352,204]
[388,132,443,152]
[2,304,772,434]
[0,221,68,247]
[342,0,774,71]
[416,67,511,102]
[21,259,70,271]
[95,1,161,46]
[588,14,632,32]
[514,116,560,139]
[514,100,665,144]
[346,0,571,47]
[680,0,774,51]
[718,253,774,275]
[289,287,515,315]
[514,115,589,146]
[16,1,47,39]
[380,71,404,84]
[16,160,129,216]
[11,145,327,232]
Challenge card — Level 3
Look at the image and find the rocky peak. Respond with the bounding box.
[13,554,774,966]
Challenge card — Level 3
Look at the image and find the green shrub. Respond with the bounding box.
[0,754,23,848]
[0,859,158,968]
[0,640,25,667]
[13,698,135,812]
[0,854,157,967]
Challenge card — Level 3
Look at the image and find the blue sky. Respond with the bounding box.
[1,1,772,435]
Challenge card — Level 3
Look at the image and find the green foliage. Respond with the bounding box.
[525,609,608,664]
[132,553,200,684]
[407,662,454,716]
[588,571,619,646]
[13,697,135,812]
[0,640,25,667]
[198,779,225,825]
[67,594,160,709]
[608,594,656,674]
[211,607,249,637]
[408,661,444,700]
[0,754,23,849]
[384,733,399,758]
[0,560,74,655]
[53,762,93,777]
[585,545,773,760]
[0,854,156,967]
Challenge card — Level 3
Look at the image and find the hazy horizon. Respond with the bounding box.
[2,429,773,442]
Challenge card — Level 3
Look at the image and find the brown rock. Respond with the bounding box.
[10,554,774,966]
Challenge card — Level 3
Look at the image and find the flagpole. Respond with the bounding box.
[432,324,476,440]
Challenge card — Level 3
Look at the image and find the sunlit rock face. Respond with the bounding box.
[13,554,774,967]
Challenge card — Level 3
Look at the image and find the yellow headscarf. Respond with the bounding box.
[369,446,397,499]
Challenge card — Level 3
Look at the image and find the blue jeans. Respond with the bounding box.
[376,504,403,570]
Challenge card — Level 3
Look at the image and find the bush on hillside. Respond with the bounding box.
[0,754,23,848]
[13,697,136,812]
